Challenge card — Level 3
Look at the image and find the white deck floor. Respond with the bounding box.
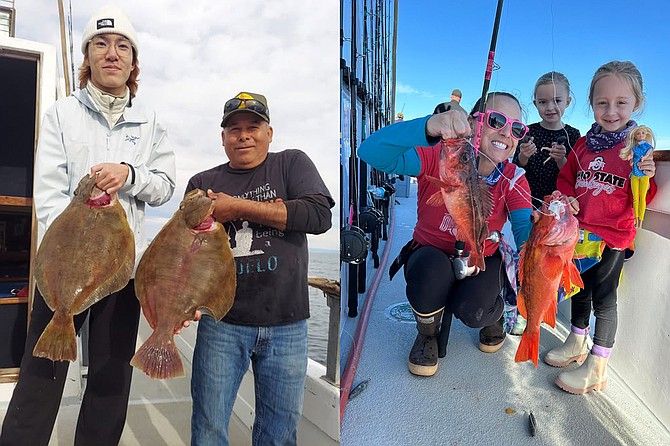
[0,319,197,446]
[340,183,670,446]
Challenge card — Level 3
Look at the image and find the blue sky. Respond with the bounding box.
[395,0,670,148]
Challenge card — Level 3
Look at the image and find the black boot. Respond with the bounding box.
[408,309,443,376]
[478,315,506,353]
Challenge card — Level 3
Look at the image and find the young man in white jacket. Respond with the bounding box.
[0,6,176,445]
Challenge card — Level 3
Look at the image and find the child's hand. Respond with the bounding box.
[567,196,580,215]
[637,153,656,177]
[426,110,471,140]
[517,137,536,166]
[542,143,567,168]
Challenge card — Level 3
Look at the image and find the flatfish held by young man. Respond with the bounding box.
[33,174,135,361]
[132,189,236,379]
[425,138,493,271]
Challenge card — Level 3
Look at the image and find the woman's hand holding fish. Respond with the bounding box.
[637,154,656,177]
[90,163,130,195]
[517,137,536,166]
[426,109,470,140]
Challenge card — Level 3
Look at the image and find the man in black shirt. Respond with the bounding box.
[187,92,334,446]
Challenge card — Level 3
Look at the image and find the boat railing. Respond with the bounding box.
[309,279,341,386]
[323,291,340,386]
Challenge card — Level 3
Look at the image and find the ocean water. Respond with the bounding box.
[307,250,339,365]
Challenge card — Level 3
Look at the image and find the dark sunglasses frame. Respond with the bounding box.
[224,98,267,115]
[475,110,528,140]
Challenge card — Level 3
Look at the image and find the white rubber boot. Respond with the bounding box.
[544,329,589,367]
[555,353,608,395]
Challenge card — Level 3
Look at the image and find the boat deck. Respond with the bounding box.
[0,318,196,445]
[340,182,670,446]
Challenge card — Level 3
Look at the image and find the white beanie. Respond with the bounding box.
[81,5,138,55]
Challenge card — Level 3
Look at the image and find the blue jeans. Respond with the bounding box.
[191,318,308,446]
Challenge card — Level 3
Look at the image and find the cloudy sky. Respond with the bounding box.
[13,0,340,250]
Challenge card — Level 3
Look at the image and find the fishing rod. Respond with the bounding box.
[57,0,71,96]
[473,0,505,155]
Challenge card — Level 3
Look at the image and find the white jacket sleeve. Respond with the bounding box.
[121,113,176,207]
[33,106,72,231]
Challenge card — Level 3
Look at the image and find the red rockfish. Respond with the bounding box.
[515,191,583,367]
[425,139,493,270]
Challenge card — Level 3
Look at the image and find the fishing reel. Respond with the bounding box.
[340,225,369,264]
[452,231,501,280]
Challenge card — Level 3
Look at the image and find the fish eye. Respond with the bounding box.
[460,152,470,163]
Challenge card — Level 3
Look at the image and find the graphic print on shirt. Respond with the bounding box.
[438,212,458,237]
[230,221,265,257]
[226,181,285,277]
[576,156,627,196]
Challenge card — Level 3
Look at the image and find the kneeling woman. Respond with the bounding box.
[358,92,533,376]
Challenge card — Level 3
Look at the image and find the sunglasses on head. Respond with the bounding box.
[224,98,267,115]
[475,110,529,140]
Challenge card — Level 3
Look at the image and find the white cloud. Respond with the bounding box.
[15,0,340,251]
[396,81,434,98]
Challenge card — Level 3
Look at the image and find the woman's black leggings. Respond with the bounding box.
[404,245,505,328]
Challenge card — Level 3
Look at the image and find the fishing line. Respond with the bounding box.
[547,0,589,203]
[477,148,557,218]
[474,1,589,216]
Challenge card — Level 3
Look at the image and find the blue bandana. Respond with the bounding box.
[585,121,637,152]
[482,162,505,186]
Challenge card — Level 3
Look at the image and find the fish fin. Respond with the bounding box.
[518,246,527,284]
[517,291,527,319]
[569,261,584,288]
[543,298,557,329]
[426,175,458,191]
[541,255,564,282]
[33,312,77,362]
[131,329,185,379]
[515,330,540,367]
[426,191,444,207]
[478,179,494,218]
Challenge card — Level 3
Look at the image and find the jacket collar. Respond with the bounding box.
[73,88,148,125]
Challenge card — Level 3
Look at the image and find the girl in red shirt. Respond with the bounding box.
[550,61,656,395]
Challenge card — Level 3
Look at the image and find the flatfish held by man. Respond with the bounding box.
[132,188,236,379]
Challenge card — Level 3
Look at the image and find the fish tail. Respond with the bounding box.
[515,330,540,367]
[33,312,77,362]
[469,250,487,272]
[131,330,184,379]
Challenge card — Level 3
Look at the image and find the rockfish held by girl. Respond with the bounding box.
[515,191,583,367]
[425,138,493,271]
